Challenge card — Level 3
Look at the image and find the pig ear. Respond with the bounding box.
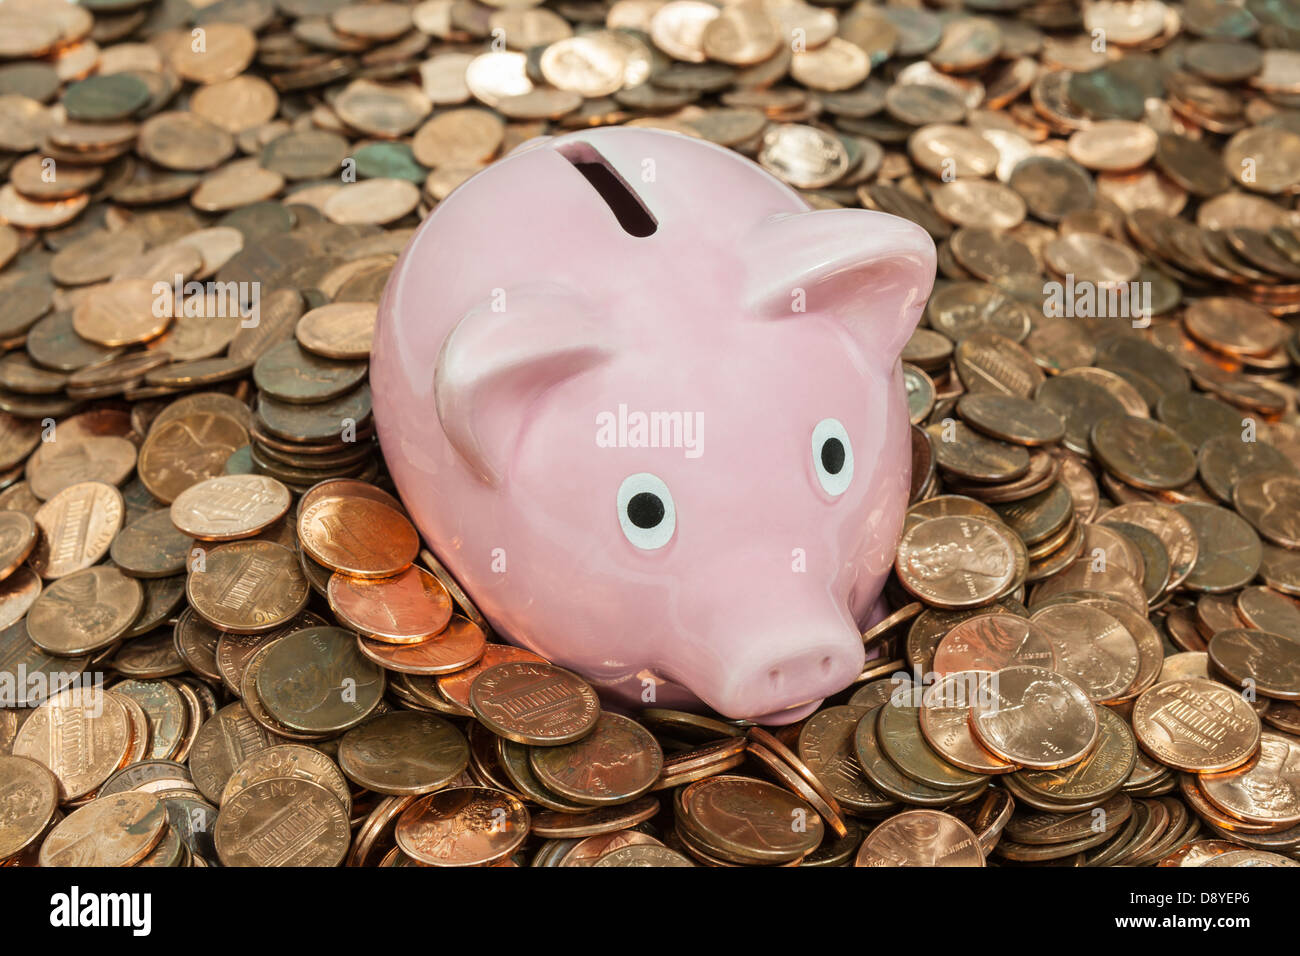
[435,287,614,486]
[744,209,936,360]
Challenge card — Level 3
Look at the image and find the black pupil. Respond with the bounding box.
[627,492,665,529]
[821,438,845,475]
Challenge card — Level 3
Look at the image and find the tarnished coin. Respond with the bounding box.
[138,412,249,504]
[957,393,1065,446]
[338,712,469,796]
[30,481,124,579]
[188,702,289,805]
[215,777,349,867]
[39,792,167,868]
[395,786,529,866]
[797,705,896,813]
[255,626,385,733]
[0,754,58,859]
[927,421,1030,482]
[25,565,143,656]
[1132,678,1261,773]
[854,809,984,867]
[1234,471,1300,549]
[327,564,452,643]
[220,744,352,815]
[110,507,194,578]
[1208,629,1300,701]
[1092,415,1198,491]
[969,665,1098,770]
[895,516,1018,609]
[678,774,822,865]
[877,699,989,791]
[187,540,309,633]
[297,494,418,578]
[170,474,291,541]
[469,661,599,746]
[13,687,131,801]
[530,712,663,805]
[1176,502,1263,593]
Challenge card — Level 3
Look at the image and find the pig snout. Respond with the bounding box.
[680,616,865,724]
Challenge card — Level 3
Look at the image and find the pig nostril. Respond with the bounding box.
[767,668,781,690]
[820,656,833,676]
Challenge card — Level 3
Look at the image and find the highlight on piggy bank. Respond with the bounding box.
[372,126,936,724]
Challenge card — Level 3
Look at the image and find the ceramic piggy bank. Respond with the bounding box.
[372,126,935,725]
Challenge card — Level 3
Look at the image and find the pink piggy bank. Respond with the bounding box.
[372,126,935,725]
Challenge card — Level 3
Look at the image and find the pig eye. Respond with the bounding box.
[812,418,853,497]
[617,473,676,550]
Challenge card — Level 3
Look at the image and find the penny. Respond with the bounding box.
[0,754,58,859]
[1176,502,1263,594]
[253,339,367,405]
[215,776,349,867]
[530,712,663,804]
[896,515,1018,610]
[1199,732,1300,827]
[295,302,376,361]
[186,540,309,633]
[797,705,895,813]
[1091,415,1197,491]
[13,686,131,801]
[1208,629,1300,701]
[932,613,1054,675]
[297,494,417,578]
[112,680,186,762]
[39,791,168,868]
[26,565,143,656]
[1133,678,1261,773]
[919,672,1016,775]
[30,481,124,579]
[1234,471,1300,549]
[395,786,529,866]
[969,665,1098,770]
[677,774,822,865]
[335,711,467,797]
[957,393,1064,446]
[855,809,984,867]
[469,661,599,746]
[877,699,988,791]
[138,412,250,504]
[327,564,452,643]
[1013,706,1137,804]
[108,509,191,580]
[170,474,291,541]
[255,626,385,733]
[1100,502,1199,591]
[1031,603,1140,703]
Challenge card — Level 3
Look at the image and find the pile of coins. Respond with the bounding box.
[4,0,1300,867]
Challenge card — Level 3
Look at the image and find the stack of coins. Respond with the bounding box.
[4,0,1300,869]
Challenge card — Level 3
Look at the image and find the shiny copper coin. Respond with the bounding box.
[895,515,1018,609]
[855,809,984,867]
[327,564,452,643]
[297,494,419,578]
[39,792,167,868]
[357,614,486,675]
[969,665,1098,770]
[1132,678,1261,773]
[530,712,663,804]
[932,612,1054,675]
[395,786,529,866]
[469,661,599,746]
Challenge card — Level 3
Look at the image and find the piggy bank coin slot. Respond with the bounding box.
[557,140,657,238]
